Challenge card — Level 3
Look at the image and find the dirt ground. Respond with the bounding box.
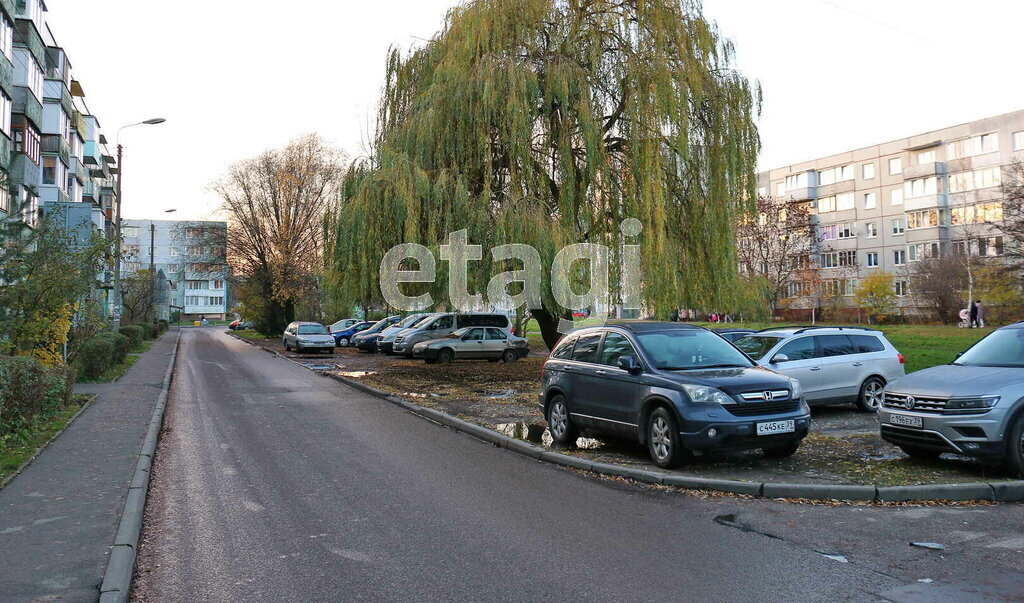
[233,331,1015,487]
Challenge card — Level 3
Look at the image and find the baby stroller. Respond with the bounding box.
[957,308,970,328]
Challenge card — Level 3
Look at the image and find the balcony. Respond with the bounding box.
[12,86,42,128]
[783,186,817,202]
[41,134,70,163]
[83,139,103,165]
[82,180,96,201]
[903,161,947,180]
[815,179,856,197]
[905,193,947,212]
[8,152,40,187]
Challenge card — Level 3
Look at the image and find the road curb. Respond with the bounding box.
[239,332,1024,504]
[98,329,180,603]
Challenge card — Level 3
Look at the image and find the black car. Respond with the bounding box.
[539,323,810,468]
[712,328,755,343]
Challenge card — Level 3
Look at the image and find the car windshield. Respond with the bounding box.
[451,328,473,337]
[953,329,1024,367]
[409,315,436,329]
[298,325,328,335]
[636,330,754,370]
[733,335,784,360]
[395,314,424,328]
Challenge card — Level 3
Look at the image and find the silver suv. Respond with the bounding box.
[733,327,905,411]
[879,322,1024,476]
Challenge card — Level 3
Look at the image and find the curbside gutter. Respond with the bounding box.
[98,330,181,603]
[227,331,1024,504]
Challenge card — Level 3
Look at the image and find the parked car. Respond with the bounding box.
[328,318,362,333]
[540,323,809,468]
[713,328,755,343]
[373,313,434,354]
[412,327,529,363]
[350,316,404,352]
[392,313,513,357]
[229,319,253,331]
[732,326,904,412]
[282,322,335,354]
[879,322,1024,475]
[332,321,375,347]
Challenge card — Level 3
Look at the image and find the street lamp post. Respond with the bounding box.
[111,118,166,327]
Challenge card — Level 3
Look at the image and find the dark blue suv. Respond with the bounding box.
[539,323,810,468]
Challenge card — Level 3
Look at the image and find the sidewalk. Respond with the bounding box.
[0,329,179,602]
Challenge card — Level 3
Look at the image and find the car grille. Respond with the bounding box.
[880,425,957,452]
[739,390,790,402]
[726,400,799,417]
[883,392,947,414]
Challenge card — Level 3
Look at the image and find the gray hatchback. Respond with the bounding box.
[879,322,1024,476]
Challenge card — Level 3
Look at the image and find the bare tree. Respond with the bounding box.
[734,196,818,312]
[1000,160,1024,271]
[120,268,156,325]
[910,254,966,324]
[211,134,347,334]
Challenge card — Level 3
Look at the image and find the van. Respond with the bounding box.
[391,313,512,356]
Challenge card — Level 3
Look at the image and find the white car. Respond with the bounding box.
[283,322,335,354]
[328,318,361,333]
[733,326,905,411]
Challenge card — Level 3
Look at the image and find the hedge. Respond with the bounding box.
[119,325,145,350]
[0,356,69,446]
[145,322,160,340]
[96,332,130,364]
[79,336,117,379]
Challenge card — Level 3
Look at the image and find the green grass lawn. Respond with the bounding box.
[0,394,92,486]
[229,329,274,341]
[520,318,994,374]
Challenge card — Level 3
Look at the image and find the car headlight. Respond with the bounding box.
[681,384,735,406]
[946,396,999,413]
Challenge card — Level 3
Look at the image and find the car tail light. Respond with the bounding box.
[897,353,905,364]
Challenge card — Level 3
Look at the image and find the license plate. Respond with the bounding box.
[756,420,795,436]
[890,413,923,428]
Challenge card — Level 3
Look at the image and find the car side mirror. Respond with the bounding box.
[617,356,642,375]
[771,353,790,364]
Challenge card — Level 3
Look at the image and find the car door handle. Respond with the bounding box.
[809,367,821,371]
[595,370,608,376]
[852,362,863,367]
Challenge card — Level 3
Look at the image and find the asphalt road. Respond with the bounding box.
[134,329,1024,602]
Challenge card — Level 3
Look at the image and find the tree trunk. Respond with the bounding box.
[530,307,568,350]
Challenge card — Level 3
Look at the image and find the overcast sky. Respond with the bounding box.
[44,0,1024,221]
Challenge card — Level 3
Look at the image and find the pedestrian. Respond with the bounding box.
[975,300,985,328]
[969,301,978,328]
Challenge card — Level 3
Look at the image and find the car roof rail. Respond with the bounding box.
[791,325,878,334]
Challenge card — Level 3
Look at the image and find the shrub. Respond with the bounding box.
[158,319,169,332]
[142,322,159,340]
[119,325,145,350]
[96,332,130,364]
[0,356,69,445]
[79,336,117,379]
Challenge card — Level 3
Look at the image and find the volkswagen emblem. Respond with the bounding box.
[903,395,916,410]
[763,391,774,401]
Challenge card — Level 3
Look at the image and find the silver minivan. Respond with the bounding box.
[392,313,512,356]
[733,327,905,411]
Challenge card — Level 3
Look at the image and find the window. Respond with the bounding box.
[952,202,1002,224]
[895,281,908,297]
[485,328,507,340]
[916,150,936,165]
[866,252,879,267]
[0,92,10,137]
[208,296,225,306]
[891,218,905,235]
[169,247,179,256]
[571,333,602,363]
[836,192,855,211]
[818,335,856,357]
[185,227,203,238]
[890,188,904,205]
[42,156,56,184]
[784,172,810,192]
[0,15,11,62]
[838,250,857,267]
[599,333,636,366]
[979,236,1004,257]
[185,296,205,306]
[907,209,946,229]
[837,223,855,239]
[949,167,1002,193]
[13,122,40,163]
[819,165,853,185]
[821,224,837,240]
[552,335,577,359]
[948,133,999,159]
[168,281,177,291]
[863,192,876,209]
[866,222,878,238]
[905,177,938,198]
[122,226,139,237]
[433,315,454,330]
[893,250,906,266]
[850,335,885,353]
[888,157,902,175]
[0,186,8,213]
[124,261,141,273]
[186,280,209,290]
[777,337,819,361]
[820,252,838,268]
[213,279,224,289]
[818,196,836,213]
[1014,131,1024,151]
[862,163,875,180]
[462,328,484,341]
[757,186,768,197]
[167,264,178,273]
[844,279,857,296]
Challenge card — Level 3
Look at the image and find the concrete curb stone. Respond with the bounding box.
[98,330,181,603]
[264,336,1023,504]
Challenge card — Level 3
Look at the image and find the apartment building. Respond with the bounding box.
[122,220,230,321]
[0,0,121,317]
[758,109,1023,317]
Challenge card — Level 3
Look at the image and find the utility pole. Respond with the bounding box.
[112,143,124,328]
[149,221,156,322]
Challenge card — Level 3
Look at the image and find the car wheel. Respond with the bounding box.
[502,349,517,363]
[337,337,349,348]
[763,441,801,459]
[899,445,941,461]
[1004,413,1024,478]
[283,340,290,351]
[647,407,689,469]
[855,376,885,412]
[547,395,578,445]
[437,348,455,363]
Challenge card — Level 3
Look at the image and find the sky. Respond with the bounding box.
[43,0,1024,221]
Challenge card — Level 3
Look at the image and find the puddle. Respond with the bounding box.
[494,421,604,449]
[302,363,336,371]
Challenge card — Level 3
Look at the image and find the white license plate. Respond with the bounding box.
[890,414,923,428]
[756,420,795,436]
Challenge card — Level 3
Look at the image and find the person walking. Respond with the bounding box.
[975,300,985,328]
[969,301,978,328]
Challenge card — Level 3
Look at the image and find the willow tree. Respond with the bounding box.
[328,0,760,348]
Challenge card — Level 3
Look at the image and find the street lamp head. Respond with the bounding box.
[164,208,177,213]
[142,118,166,125]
